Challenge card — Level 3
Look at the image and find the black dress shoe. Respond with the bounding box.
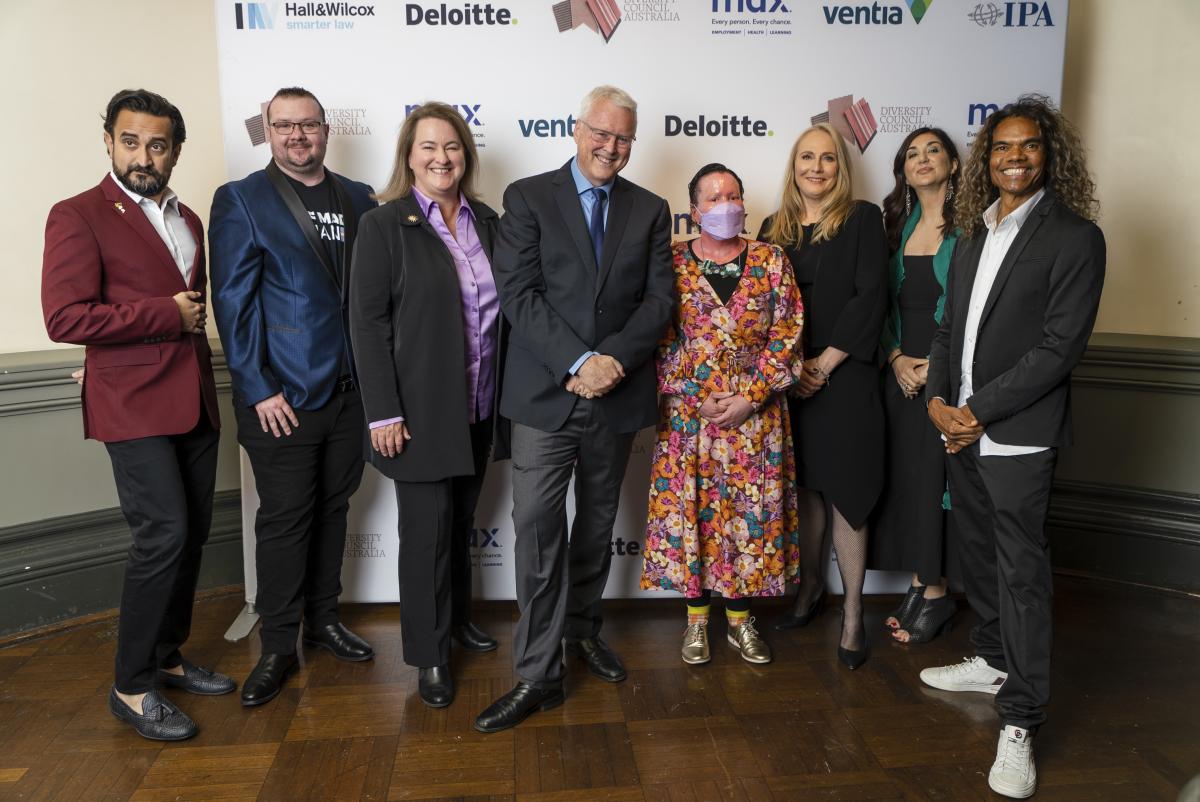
[241,653,298,707]
[108,687,198,741]
[474,681,565,733]
[564,637,627,682]
[451,622,498,653]
[418,665,455,708]
[775,585,826,630]
[303,622,374,662]
[159,659,237,696]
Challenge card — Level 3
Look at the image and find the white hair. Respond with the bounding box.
[579,85,638,128]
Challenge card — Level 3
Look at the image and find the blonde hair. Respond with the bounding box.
[374,102,479,204]
[579,85,638,130]
[762,123,855,248]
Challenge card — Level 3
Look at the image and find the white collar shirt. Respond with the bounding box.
[110,171,198,286]
[957,187,1047,457]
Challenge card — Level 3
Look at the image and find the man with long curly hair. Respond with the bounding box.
[919,95,1105,799]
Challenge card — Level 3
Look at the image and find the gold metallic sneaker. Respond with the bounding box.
[681,621,710,665]
[727,618,772,664]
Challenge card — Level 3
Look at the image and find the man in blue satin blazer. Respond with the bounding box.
[210,87,377,707]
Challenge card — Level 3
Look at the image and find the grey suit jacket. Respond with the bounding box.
[926,191,1106,448]
[492,160,675,434]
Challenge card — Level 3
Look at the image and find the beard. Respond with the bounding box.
[116,162,170,198]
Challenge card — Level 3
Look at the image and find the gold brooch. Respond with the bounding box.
[406,215,419,223]
[113,202,125,214]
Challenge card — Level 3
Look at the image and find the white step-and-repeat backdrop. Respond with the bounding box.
[216,0,1069,603]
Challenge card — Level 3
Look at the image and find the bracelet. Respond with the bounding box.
[887,351,902,365]
[812,366,831,385]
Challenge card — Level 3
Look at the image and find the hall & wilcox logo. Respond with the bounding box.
[234,1,377,30]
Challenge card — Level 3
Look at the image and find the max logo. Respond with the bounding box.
[469,528,501,548]
[405,103,483,126]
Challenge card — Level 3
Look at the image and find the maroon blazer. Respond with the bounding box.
[42,174,220,442]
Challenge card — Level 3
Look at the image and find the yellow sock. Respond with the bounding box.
[687,604,710,625]
[726,609,750,627]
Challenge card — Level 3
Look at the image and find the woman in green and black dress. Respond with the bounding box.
[870,127,961,643]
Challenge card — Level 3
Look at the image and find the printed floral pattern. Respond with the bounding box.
[641,240,805,598]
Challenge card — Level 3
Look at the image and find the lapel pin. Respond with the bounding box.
[113,202,125,214]
[406,215,420,223]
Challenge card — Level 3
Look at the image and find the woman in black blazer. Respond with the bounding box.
[758,123,887,669]
[349,102,507,708]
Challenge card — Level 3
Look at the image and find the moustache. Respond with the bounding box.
[123,164,165,181]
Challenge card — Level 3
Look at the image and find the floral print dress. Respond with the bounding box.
[641,240,805,599]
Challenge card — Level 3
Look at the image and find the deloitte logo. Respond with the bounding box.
[405,2,514,25]
[822,0,933,25]
[664,114,773,138]
[968,2,1054,27]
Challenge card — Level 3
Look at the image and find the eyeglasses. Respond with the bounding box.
[579,119,635,150]
[270,119,324,135]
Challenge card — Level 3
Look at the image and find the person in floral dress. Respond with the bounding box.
[641,163,805,666]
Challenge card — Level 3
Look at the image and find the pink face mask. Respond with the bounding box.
[698,201,747,241]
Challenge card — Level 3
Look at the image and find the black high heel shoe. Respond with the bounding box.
[775,585,826,631]
[885,585,924,631]
[837,611,868,670]
[894,595,956,644]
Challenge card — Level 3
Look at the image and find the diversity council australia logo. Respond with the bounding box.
[812,95,876,153]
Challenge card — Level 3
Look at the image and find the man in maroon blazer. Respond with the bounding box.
[42,89,234,742]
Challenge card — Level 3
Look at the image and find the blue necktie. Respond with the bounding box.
[588,187,606,270]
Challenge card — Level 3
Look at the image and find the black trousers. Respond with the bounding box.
[946,443,1057,730]
[105,416,219,693]
[510,400,636,687]
[392,418,492,668]
[236,388,365,655]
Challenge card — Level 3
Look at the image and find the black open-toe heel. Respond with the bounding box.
[896,595,956,644]
[775,584,826,630]
[886,585,924,631]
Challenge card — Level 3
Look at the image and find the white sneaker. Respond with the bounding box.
[919,656,1007,694]
[988,725,1036,798]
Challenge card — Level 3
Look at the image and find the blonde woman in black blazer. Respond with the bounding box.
[349,102,507,709]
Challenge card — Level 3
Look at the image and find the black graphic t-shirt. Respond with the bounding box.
[285,173,351,377]
[285,173,345,280]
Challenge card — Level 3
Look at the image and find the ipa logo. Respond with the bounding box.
[968,1,1054,27]
[234,1,277,28]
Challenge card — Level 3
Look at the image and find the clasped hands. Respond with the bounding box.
[565,354,624,400]
[927,398,983,454]
[891,353,929,401]
[699,391,754,429]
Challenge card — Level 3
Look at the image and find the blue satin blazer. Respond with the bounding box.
[210,166,375,410]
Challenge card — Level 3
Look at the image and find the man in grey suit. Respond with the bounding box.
[475,85,674,733]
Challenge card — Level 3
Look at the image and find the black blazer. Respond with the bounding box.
[349,194,508,483]
[760,201,888,363]
[492,160,675,434]
[926,191,1106,447]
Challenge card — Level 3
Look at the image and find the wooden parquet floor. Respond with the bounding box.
[0,575,1196,801]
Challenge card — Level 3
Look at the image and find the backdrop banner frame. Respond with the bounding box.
[213,0,1069,612]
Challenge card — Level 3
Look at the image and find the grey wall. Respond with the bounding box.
[0,343,244,637]
[0,335,1196,638]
